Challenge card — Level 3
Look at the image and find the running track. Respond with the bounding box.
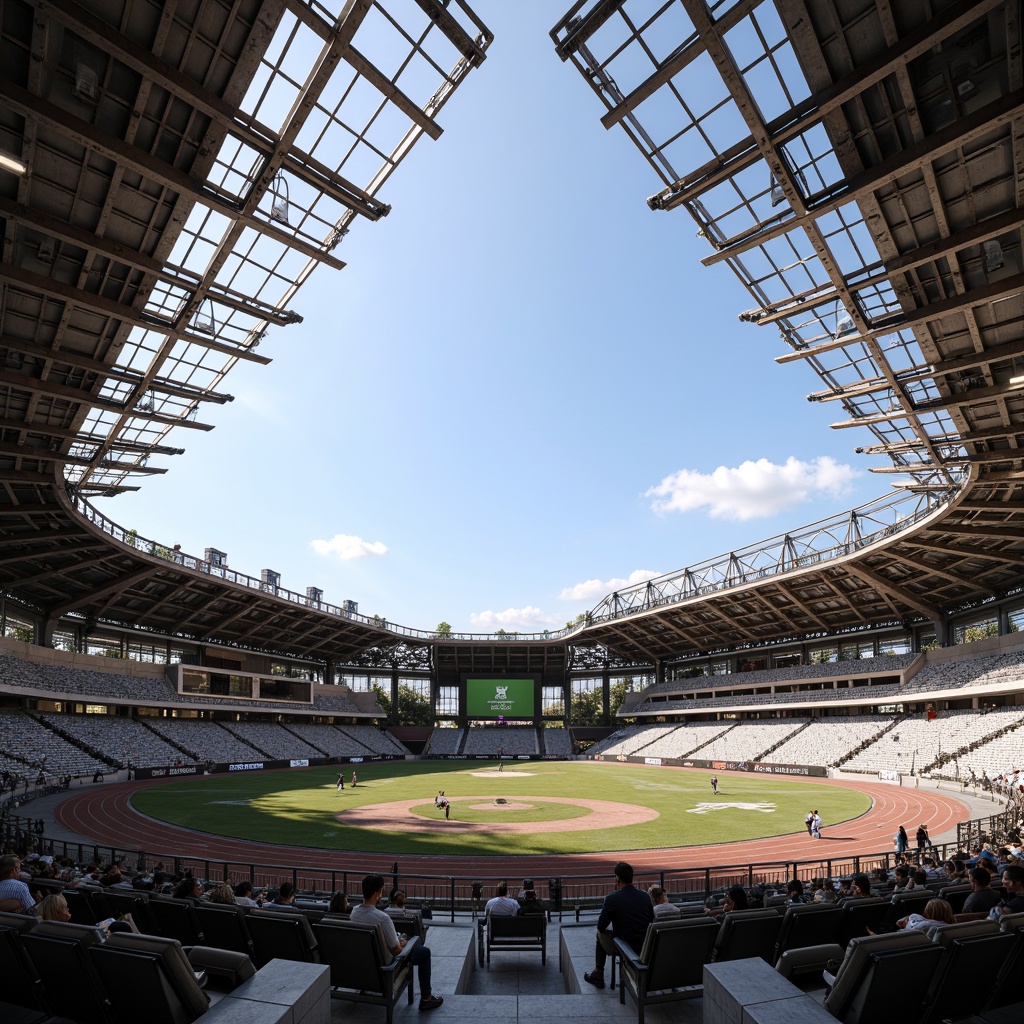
[53,766,970,878]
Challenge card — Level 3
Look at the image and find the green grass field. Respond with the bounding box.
[131,761,871,857]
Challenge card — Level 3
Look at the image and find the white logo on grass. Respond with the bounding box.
[494,685,508,700]
[686,802,776,815]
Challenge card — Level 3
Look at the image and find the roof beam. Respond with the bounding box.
[696,88,1024,267]
[651,0,1005,209]
[782,271,1024,366]
[0,78,345,271]
[37,0,389,220]
[0,263,270,368]
[835,565,937,618]
[0,195,302,328]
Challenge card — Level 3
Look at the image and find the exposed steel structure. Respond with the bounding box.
[1,1,1022,676]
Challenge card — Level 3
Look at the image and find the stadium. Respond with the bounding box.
[1,1,1023,1023]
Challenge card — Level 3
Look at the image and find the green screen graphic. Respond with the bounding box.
[465,678,535,718]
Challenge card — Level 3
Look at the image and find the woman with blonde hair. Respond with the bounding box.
[206,882,236,904]
[898,897,954,931]
[36,893,71,921]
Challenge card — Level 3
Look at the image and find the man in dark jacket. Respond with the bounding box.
[583,861,654,989]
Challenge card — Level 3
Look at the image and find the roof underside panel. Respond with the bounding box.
[551,0,1024,661]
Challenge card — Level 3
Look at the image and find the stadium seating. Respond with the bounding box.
[484,914,547,963]
[614,917,719,1024]
[312,918,418,1024]
[245,907,319,965]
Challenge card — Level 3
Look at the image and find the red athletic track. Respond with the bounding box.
[54,766,970,877]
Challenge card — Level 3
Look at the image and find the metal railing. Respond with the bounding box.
[588,483,965,624]
[0,812,971,922]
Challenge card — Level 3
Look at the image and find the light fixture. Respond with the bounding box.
[0,150,27,175]
[983,239,1004,272]
[269,172,291,226]
[834,300,857,340]
[191,298,216,335]
[74,63,98,102]
[37,238,55,265]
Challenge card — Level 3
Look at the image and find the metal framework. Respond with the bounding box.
[550,0,1024,662]
[0,0,492,662]
[1,1,1023,672]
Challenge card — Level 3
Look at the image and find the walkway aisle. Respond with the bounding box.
[325,920,704,1024]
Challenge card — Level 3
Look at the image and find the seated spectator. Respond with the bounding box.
[327,891,350,916]
[813,878,840,903]
[786,878,811,905]
[206,883,236,905]
[705,885,750,918]
[484,881,519,917]
[583,861,653,990]
[232,881,261,907]
[649,885,681,919]
[352,873,442,1012]
[892,866,912,892]
[897,898,954,932]
[519,890,545,916]
[945,859,967,882]
[839,873,874,903]
[990,864,1024,920]
[37,893,71,922]
[385,890,407,918]
[264,881,297,909]
[962,867,1001,915]
[173,877,204,903]
[0,855,37,915]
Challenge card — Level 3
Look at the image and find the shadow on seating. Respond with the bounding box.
[821,931,943,1024]
[246,907,318,966]
[312,918,417,1024]
[713,909,783,963]
[615,917,719,1024]
[485,915,546,964]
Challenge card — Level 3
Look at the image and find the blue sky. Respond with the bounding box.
[97,6,887,635]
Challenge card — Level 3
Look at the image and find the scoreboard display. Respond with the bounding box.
[465,677,536,719]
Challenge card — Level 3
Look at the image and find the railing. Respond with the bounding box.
[73,475,966,651]
[71,489,575,644]
[956,808,1016,851]
[0,812,968,922]
[588,482,965,625]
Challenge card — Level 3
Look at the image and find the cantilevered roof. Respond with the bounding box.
[1,0,1023,668]
[0,0,491,663]
[553,0,1024,662]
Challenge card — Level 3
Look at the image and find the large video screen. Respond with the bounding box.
[465,677,535,719]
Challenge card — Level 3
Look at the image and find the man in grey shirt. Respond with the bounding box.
[352,873,442,1011]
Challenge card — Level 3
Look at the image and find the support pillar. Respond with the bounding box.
[391,664,400,726]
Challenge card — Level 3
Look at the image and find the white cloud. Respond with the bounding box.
[310,534,388,560]
[559,569,661,602]
[469,606,558,631]
[645,456,858,522]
